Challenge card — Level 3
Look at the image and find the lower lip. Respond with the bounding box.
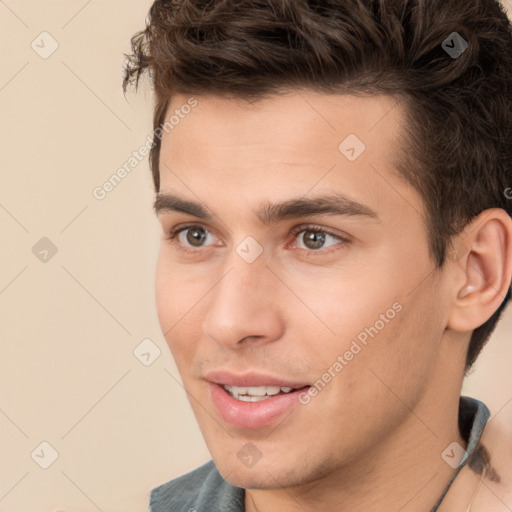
[208,382,309,429]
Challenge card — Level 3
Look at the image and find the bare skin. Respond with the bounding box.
[154,90,512,512]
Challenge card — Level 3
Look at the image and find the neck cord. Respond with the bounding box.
[429,461,487,512]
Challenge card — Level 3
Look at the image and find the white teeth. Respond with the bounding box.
[223,385,296,401]
[237,395,269,402]
[249,385,281,396]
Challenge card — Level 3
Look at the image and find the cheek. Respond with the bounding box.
[307,294,442,457]
[155,250,204,332]
[284,268,403,357]
[294,258,441,396]
[155,255,177,333]
[155,252,199,358]
[341,284,444,406]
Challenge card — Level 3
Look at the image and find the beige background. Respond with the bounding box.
[1,1,511,511]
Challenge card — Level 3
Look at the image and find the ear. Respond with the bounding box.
[447,208,512,332]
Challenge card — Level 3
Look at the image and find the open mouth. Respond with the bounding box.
[209,380,312,428]
[223,384,308,402]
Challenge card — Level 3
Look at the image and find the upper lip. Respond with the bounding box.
[205,370,310,389]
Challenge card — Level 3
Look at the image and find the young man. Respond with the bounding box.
[123,0,512,510]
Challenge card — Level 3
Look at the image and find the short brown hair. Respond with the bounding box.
[123,0,512,371]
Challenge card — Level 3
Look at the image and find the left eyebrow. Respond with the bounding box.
[256,193,378,225]
[153,192,378,224]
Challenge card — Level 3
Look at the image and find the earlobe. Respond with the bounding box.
[447,209,512,333]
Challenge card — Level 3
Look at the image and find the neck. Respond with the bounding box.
[245,392,466,512]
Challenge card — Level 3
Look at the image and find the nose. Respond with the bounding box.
[202,248,284,348]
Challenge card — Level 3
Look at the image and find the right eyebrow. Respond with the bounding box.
[153,194,214,219]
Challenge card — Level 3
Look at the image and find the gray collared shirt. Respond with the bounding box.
[149,396,490,512]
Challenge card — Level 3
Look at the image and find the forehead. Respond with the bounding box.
[158,90,422,222]
[164,91,404,165]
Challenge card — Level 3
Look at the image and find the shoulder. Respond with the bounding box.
[149,460,245,512]
[470,399,512,511]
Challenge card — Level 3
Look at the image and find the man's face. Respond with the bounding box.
[155,91,452,488]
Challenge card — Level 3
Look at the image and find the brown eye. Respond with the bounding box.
[302,231,326,250]
[185,227,208,247]
[168,225,216,250]
[294,228,342,251]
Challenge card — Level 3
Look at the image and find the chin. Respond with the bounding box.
[211,446,319,490]
[218,461,303,490]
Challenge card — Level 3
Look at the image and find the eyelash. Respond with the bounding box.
[165,223,350,255]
